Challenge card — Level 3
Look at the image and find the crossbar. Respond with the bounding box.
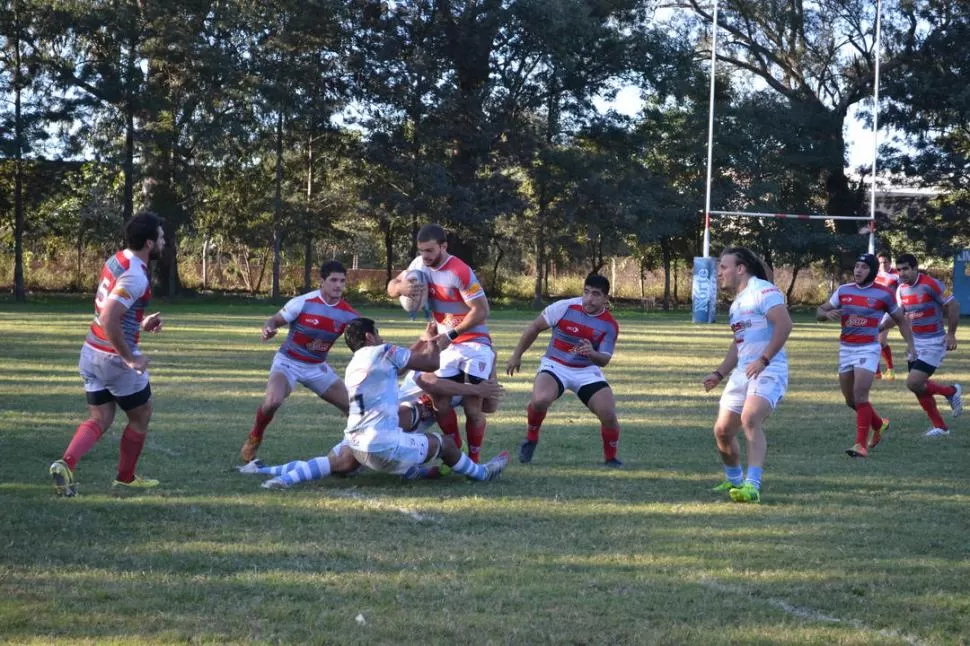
[708,210,875,223]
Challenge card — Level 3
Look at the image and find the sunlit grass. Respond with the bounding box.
[0,301,968,644]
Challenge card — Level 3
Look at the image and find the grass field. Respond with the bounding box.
[1,300,968,645]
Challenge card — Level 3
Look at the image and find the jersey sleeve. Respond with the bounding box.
[827,287,841,309]
[457,266,486,302]
[597,321,618,357]
[541,299,573,328]
[406,257,424,272]
[385,344,412,372]
[277,293,309,323]
[929,276,953,305]
[756,284,786,315]
[107,272,148,310]
[885,292,899,314]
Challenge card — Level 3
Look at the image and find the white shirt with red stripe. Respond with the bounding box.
[541,297,618,368]
[897,273,952,339]
[407,254,490,345]
[276,291,359,364]
[85,250,151,355]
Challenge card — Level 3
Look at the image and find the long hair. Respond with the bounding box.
[722,246,769,281]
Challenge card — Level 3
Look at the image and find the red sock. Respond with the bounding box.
[870,409,884,431]
[437,408,461,449]
[117,425,147,483]
[250,406,275,440]
[855,403,873,446]
[63,419,104,470]
[881,345,894,370]
[601,424,620,461]
[526,404,546,443]
[917,394,948,430]
[466,420,486,463]
[924,381,956,398]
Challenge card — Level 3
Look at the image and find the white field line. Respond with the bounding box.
[700,578,926,646]
[332,488,440,523]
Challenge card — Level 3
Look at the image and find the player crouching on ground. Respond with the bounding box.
[240,318,509,489]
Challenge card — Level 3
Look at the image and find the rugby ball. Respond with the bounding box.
[399,269,429,314]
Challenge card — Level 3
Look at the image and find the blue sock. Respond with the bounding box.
[745,466,763,490]
[724,464,743,485]
[278,456,332,486]
[449,454,486,481]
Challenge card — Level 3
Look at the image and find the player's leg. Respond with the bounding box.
[878,325,894,379]
[712,406,744,492]
[847,364,879,457]
[242,370,293,462]
[461,392,486,463]
[455,344,495,463]
[317,373,350,416]
[907,360,951,436]
[260,443,358,489]
[518,370,563,464]
[52,399,116,497]
[581,382,621,467]
[729,378,781,504]
[113,384,157,488]
[438,432,509,481]
[432,350,465,449]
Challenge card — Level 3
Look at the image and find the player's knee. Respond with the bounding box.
[482,397,499,414]
[906,377,924,394]
[596,411,618,426]
[262,396,284,413]
[529,398,553,413]
[713,423,734,442]
[439,434,460,462]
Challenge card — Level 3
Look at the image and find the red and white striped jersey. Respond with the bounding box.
[407,254,490,345]
[541,297,618,368]
[897,273,952,339]
[276,291,359,364]
[85,250,151,355]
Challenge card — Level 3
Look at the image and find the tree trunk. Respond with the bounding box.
[786,263,801,305]
[532,226,544,308]
[661,237,672,311]
[272,110,284,299]
[122,37,137,223]
[383,217,393,284]
[489,244,504,296]
[12,2,26,302]
[673,258,679,303]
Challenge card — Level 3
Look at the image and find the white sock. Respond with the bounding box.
[449,454,486,481]
[278,457,332,486]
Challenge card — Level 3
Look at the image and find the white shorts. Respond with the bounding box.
[838,343,881,374]
[437,341,495,381]
[79,343,149,397]
[345,428,437,475]
[719,365,788,414]
[913,336,946,369]
[270,352,340,395]
[537,357,608,394]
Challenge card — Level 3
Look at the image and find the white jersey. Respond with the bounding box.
[343,344,411,448]
[729,276,788,370]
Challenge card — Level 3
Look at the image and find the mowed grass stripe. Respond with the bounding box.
[0,301,967,644]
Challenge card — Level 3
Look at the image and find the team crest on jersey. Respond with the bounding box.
[111,286,131,299]
[465,282,483,296]
[867,298,876,307]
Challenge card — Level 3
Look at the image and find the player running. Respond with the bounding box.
[49,211,166,496]
[243,317,508,488]
[703,247,793,504]
[239,261,358,463]
[505,274,623,467]
[817,253,915,457]
[881,253,962,436]
[387,224,493,462]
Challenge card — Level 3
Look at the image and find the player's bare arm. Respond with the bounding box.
[574,339,611,367]
[745,305,793,379]
[506,315,550,376]
[141,312,163,333]
[817,301,841,322]
[434,295,490,350]
[944,298,960,351]
[889,308,917,359]
[261,313,288,341]
[405,338,441,373]
[415,372,504,401]
[101,298,148,372]
[704,341,738,392]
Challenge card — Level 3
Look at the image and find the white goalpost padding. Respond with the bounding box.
[694,0,883,323]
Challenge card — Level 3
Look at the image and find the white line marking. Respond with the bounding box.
[700,578,925,645]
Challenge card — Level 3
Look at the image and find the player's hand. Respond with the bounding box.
[406,278,425,298]
[703,372,723,392]
[825,308,842,322]
[141,312,163,333]
[744,360,764,379]
[945,333,958,352]
[420,320,437,341]
[433,333,451,351]
[126,355,150,374]
[476,379,505,400]
[905,344,917,362]
[261,324,278,341]
[575,339,595,356]
[505,356,521,377]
